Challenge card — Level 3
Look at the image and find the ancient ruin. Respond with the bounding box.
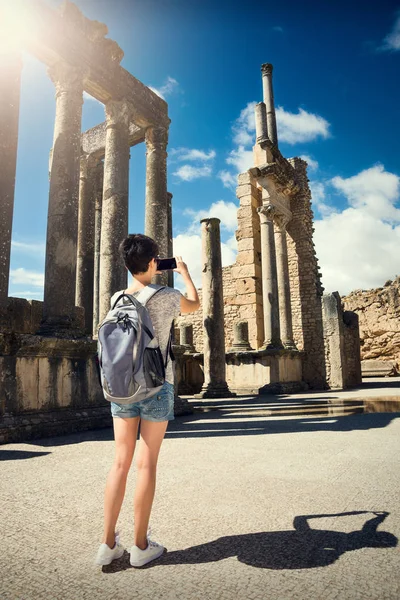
[176,64,361,395]
[343,277,400,377]
[0,1,362,444]
[0,0,175,442]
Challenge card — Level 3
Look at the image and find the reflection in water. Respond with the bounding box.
[195,396,400,419]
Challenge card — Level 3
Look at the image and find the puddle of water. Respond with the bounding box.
[195,397,400,418]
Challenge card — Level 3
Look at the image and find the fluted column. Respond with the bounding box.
[41,62,84,333]
[99,100,131,323]
[93,161,104,335]
[145,127,169,286]
[76,154,98,334]
[275,214,296,349]
[195,218,232,398]
[167,191,174,288]
[261,63,278,147]
[257,204,281,348]
[0,52,22,306]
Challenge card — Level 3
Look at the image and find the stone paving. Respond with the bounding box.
[1,379,400,600]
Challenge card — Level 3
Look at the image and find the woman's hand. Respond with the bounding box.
[173,256,189,278]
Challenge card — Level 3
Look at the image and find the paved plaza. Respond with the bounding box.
[1,379,400,600]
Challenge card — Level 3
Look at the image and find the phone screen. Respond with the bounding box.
[156,257,177,271]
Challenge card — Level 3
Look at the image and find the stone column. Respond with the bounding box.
[144,127,169,286]
[76,154,97,334]
[229,322,251,352]
[167,191,174,288]
[257,204,281,348]
[0,52,22,306]
[261,63,278,147]
[99,100,131,324]
[255,102,268,143]
[275,214,296,349]
[41,62,84,333]
[93,161,104,336]
[196,218,232,398]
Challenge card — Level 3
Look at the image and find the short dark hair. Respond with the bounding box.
[119,234,159,275]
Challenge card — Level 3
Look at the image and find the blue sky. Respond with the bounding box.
[8,0,400,298]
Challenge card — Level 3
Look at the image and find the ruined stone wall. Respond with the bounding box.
[287,158,326,388]
[343,277,400,369]
[176,266,240,352]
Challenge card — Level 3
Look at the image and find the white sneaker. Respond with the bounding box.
[94,532,124,566]
[130,530,164,567]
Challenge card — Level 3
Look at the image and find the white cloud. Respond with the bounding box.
[184,200,239,233]
[331,164,400,222]
[226,145,254,174]
[173,232,237,290]
[172,146,216,182]
[10,290,43,300]
[218,170,237,190]
[314,165,400,295]
[219,102,330,191]
[11,240,45,255]
[173,200,239,289]
[273,26,284,33]
[172,148,216,162]
[276,107,330,144]
[173,164,212,182]
[380,13,400,51]
[149,76,179,100]
[309,180,336,218]
[300,155,319,171]
[232,102,256,146]
[10,268,44,287]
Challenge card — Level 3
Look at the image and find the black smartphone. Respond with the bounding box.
[156,257,177,271]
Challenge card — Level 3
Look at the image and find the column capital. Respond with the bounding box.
[257,203,275,223]
[104,99,132,129]
[274,212,291,231]
[261,63,273,76]
[48,62,85,97]
[145,126,169,149]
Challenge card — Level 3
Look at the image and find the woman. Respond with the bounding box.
[95,234,199,567]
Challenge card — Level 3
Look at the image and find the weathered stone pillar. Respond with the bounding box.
[76,154,98,334]
[167,191,174,288]
[144,127,169,286]
[0,52,22,306]
[41,62,84,333]
[196,218,232,398]
[257,204,281,348]
[180,323,194,352]
[255,102,268,143]
[275,215,296,349]
[93,161,104,336]
[261,63,278,147]
[230,322,251,351]
[99,100,131,323]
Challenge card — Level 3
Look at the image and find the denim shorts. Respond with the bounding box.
[111,381,175,422]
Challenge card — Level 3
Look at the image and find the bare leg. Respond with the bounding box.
[133,419,169,549]
[101,416,140,548]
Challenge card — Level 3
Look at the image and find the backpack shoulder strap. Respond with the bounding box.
[136,284,165,306]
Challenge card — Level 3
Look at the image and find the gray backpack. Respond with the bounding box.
[97,285,173,404]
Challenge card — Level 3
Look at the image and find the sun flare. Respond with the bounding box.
[0,0,37,53]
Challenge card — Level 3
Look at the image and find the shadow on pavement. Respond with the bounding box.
[13,394,400,447]
[103,511,397,573]
[0,449,51,460]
